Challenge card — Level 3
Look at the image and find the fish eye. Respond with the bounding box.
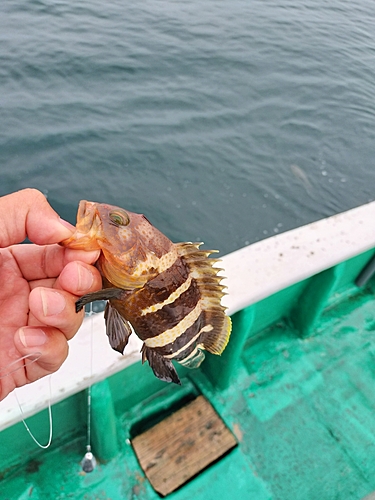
[109,211,130,226]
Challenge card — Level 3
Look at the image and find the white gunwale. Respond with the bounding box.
[1,201,375,431]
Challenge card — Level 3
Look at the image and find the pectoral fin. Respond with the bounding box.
[75,287,126,313]
[104,302,133,354]
[142,345,181,385]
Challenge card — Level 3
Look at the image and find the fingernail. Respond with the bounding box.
[77,264,94,291]
[59,217,76,232]
[57,217,76,240]
[85,250,101,263]
[18,328,47,348]
[40,289,66,316]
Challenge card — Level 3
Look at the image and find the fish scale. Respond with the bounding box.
[61,200,231,384]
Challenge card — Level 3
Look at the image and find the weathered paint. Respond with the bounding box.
[2,249,375,499]
[89,380,119,461]
[2,202,375,499]
[2,202,375,428]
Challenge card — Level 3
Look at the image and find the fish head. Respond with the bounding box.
[61,200,103,251]
[61,200,175,288]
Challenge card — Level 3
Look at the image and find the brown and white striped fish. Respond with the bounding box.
[61,201,231,384]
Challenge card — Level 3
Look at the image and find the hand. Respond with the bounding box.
[0,189,102,401]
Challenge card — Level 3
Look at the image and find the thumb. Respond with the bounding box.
[0,189,75,247]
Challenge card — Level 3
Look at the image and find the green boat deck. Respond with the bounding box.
[2,250,375,499]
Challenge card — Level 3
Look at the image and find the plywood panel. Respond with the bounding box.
[132,395,237,496]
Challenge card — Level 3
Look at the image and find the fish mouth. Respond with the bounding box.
[60,200,102,250]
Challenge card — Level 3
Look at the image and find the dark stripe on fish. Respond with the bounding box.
[127,257,189,311]
[127,277,201,341]
[151,311,206,356]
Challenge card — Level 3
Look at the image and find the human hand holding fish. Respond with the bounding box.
[0,189,102,401]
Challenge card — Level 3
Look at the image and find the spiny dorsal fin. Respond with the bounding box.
[176,242,232,357]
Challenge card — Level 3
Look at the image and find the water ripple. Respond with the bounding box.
[1,0,375,254]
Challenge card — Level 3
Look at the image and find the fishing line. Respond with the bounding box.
[0,352,41,379]
[0,353,53,449]
[80,302,97,473]
[14,375,53,449]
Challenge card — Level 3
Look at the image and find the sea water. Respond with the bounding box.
[1,0,375,254]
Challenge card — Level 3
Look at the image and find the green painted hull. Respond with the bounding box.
[2,249,375,499]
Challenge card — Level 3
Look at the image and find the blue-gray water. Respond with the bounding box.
[1,0,375,255]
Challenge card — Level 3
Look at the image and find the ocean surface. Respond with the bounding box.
[1,0,375,255]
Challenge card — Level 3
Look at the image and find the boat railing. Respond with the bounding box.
[1,200,375,430]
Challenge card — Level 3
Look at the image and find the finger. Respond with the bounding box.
[55,261,102,296]
[29,278,56,290]
[25,261,101,343]
[28,287,85,340]
[29,262,102,294]
[9,243,100,281]
[64,248,101,266]
[0,188,75,247]
[13,326,69,382]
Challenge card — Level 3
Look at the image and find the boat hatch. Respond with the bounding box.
[132,395,237,496]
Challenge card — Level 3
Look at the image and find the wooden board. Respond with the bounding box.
[132,395,237,496]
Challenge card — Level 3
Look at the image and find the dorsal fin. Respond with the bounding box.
[176,242,231,356]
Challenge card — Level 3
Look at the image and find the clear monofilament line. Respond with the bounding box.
[81,301,97,472]
[86,384,92,453]
[87,300,94,451]
[14,374,53,449]
[1,352,53,449]
[0,352,41,379]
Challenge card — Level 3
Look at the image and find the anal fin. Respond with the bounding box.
[142,345,181,385]
[178,347,205,369]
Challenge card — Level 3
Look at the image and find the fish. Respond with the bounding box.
[61,200,231,385]
[290,164,313,193]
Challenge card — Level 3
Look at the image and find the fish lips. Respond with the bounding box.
[60,200,102,250]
